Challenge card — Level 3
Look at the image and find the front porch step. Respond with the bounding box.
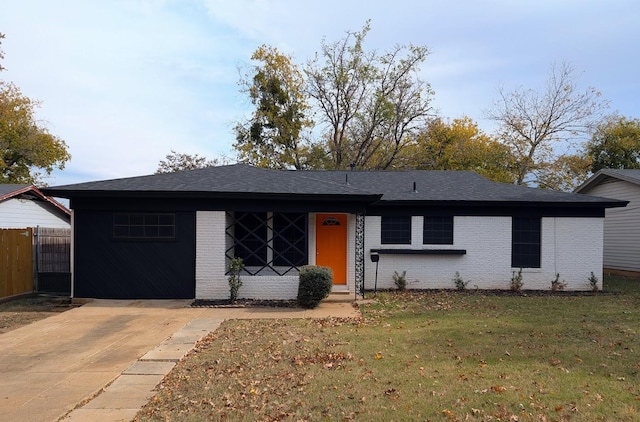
[325,290,355,303]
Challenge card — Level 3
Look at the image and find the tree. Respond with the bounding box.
[586,115,640,172]
[234,45,313,169]
[0,81,70,184]
[305,21,434,169]
[535,153,592,191]
[406,116,516,183]
[0,32,5,72]
[156,150,218,173]
[486,62,608,187]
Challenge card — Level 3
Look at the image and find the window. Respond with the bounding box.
[113,213,175,240]
[423,216,453,244]
[381,216,411,244]
[226,212,308,275]
[273,213,307,266]
[233,212,268,266]
[512,216,541,268]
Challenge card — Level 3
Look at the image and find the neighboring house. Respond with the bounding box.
[0,184,70,229]
[42,164,626,300]
[575,169,640,277]
[0,184,71,298]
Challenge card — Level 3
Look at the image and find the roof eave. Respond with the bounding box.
[370,199,628,209]
[41,189,382,204]
[3,185,71,217]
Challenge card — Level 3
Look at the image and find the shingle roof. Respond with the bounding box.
[0,184,31,198]
[42,164,624,207]
[43,164,377,198]
[303,169,617,204]
[576,169,640,193]
[0,184,71,216]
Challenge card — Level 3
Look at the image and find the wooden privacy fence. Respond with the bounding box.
[0,228,34,299]
[35,227,71,294]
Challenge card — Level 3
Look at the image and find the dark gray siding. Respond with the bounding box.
[74,210,196,299]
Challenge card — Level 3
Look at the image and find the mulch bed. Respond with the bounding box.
[365,288,617,297]
[191,299,299,308]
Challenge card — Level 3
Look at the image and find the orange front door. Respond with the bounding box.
[315,214,348,285]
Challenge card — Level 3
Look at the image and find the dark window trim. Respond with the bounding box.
[423,215,454,245]
[225,211,308,275]
[511,216,541,268]
[381,216,411,245]
[112,213,176,241]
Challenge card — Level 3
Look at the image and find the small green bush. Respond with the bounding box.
[297,266,333,309]
[589,271,599,292]
[393,270,407,291]
[510,268,523,292]
[227,257,244,303]
[452,271,469,290]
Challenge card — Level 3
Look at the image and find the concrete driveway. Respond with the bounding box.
[0,297,358,422]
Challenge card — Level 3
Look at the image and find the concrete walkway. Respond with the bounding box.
[0,297,359,422]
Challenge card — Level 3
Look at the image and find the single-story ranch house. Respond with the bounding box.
[42,164,627,299]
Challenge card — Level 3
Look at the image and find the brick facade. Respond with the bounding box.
[196,212,603,300]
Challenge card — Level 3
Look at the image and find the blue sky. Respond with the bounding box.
[1,0,639,186]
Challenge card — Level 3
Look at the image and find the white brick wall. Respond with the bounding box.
[195,211,302,300]
[195,211,227,299]
[196,211,604,298]
[362,216,604,291]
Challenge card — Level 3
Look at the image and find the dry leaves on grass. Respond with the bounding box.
[136,318,363,422]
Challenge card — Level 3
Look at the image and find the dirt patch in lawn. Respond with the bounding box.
[0,296,78,334]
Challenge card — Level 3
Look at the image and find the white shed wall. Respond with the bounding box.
[0,198,69,229]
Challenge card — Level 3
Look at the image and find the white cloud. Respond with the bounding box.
[1,0,639,185]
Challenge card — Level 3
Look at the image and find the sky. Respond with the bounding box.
[1,0,639,186]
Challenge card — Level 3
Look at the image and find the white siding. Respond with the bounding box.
[363,215,603,291]
[581,180,640,272]
[0,198,69,229]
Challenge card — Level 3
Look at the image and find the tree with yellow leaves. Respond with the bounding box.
[0,33,70,184]
[406,116,516,183]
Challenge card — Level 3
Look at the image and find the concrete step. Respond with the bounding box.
[325,290,355,303]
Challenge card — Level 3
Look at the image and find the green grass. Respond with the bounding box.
[135,276,640,421]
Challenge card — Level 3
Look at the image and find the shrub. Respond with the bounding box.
[452,271,469,290]
[589,271,599,292]
[510,268,523,292]
[551,273,567,291]
[227,257,244,303]
[393,270,407,291]
[297,266,333,308]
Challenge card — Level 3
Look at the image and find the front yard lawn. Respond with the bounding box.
[135,277,640,421]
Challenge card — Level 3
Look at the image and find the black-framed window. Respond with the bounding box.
[381,216,411,244]
[273,213,307,266]
[423,216,453,244]
[512,216,541,268]
[226,212,308,275]
[233,212,268,266]
[113,213,175,240]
